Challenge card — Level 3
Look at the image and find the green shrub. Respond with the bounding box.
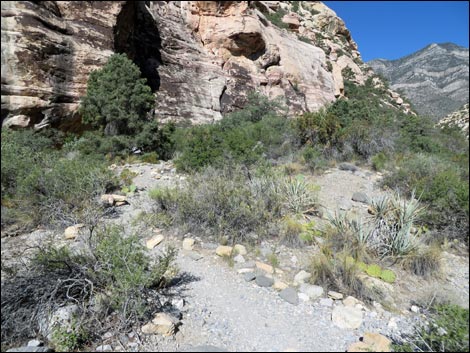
[371,152,388,171]
[51,318,89,352]
[80,53,154,136]
[265,8,288,29]
[1,129,114,230]
[393,304,469,352]
[141,151,159,164]
[175,93,292,172]
[150,165,284,244]
[301,145,328,173]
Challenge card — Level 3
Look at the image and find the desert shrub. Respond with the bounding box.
[265,8,288,29]
[175,93,292,172]
[309,250,382,303]
[280,215,304,247]
[371,152,388,171]
[382,153,469,243]
[1,130,114,230]
[1,225,177,346]
[301,145,328,173]
[401,245,442,278]
[140,152,159,164]
[393,303,469,352]
[150,165,289,244]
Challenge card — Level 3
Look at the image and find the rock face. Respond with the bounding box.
[2,1,384,130]
[368,43,469,120]
[438,103,469,137]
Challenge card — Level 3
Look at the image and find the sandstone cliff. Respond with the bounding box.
[369,43,469,120]
[1,1,405,130]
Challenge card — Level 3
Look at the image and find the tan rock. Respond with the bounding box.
[183,238,195,251]
[215,245,233,257]
[282,14,300,30]
[233,244,247,256]
[146,234,165,249]
[328,290,344,300]
[64,224,85,240]
[141,313,178,336]
[348,333,391,352]
[273,280,289,291]
[343,296,360,307]
[255,261,274,274]
[115,201,127,207]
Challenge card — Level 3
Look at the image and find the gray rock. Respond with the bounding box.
[184,346,228,352]
[255,275,274,287]
[279,287,299,305]
[352,192,368,204]
[244,272,256,282]
[294,270,311,285]
[299,283,324,300]
[319,298,334,307]
[339,163,358,172]
[188,252,203,261]
[96,345,113,352]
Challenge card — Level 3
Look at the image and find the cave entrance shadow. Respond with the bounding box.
[113,2,162,92]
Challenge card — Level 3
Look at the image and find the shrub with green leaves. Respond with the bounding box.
[393,304,469,352]
[80,53,154,136]
[1,225,178,346]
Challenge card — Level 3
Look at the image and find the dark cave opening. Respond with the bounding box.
[113,1,162,92]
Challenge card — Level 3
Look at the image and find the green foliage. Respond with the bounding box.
[51,318,89,352]
[282,175,318,214]
[301,145,328,173]
[299,36,312,44]
[1,130,113,230]
[265,8,289,29]
[371,152,388,171]
[140,151,159,164]
[393,304,469,352]
[380,269,396,283]
[366,264,382,278]
[80,53,154,136]
[175,93,292,172]
[150,165,285,244]
[382,153,469,242]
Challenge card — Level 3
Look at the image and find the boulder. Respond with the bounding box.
[351,192,368,204]
[299,283,324,300]
[233,244,247,256]
[183,238,195,251]
[255,275,274,287]
[141,313,179,336]
[293,270,311,285]
[215,246,233,257]
[332,306,363,329]
[146,234,165,249]
[64,223,85,240]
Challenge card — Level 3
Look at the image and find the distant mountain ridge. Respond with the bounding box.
[368,43,469,120]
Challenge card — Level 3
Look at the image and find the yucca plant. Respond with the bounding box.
[282,175,317,213]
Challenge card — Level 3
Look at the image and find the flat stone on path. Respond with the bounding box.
[339,163,358,172]
[255,275,274,287]
[279,287,299,305]
[255,261,274,274]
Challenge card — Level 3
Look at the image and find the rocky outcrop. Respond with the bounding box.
[1,1,396,130]
[368,43,469,120]
[437,103,469,137]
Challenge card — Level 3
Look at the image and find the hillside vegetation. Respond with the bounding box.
[1,53,468,352]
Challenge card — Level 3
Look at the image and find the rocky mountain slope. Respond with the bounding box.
[368,43,469,120]
[2,1,410,131]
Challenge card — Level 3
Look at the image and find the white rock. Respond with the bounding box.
[27,340,42,347]
[298,293,310,302]
[183,238,195,251]
[299,283,324,300]
[64,224,85,240]
[328,290,344,300]
[234,254,246,263]
[410,305,420,313]
[293,270,311,285]
[331,306,363,329]
[215,246,233,257]
[96,345,112,352]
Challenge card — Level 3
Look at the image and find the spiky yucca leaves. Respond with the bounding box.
[282,175,318,214]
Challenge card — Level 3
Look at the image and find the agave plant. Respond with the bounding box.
[282,175,317,213]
